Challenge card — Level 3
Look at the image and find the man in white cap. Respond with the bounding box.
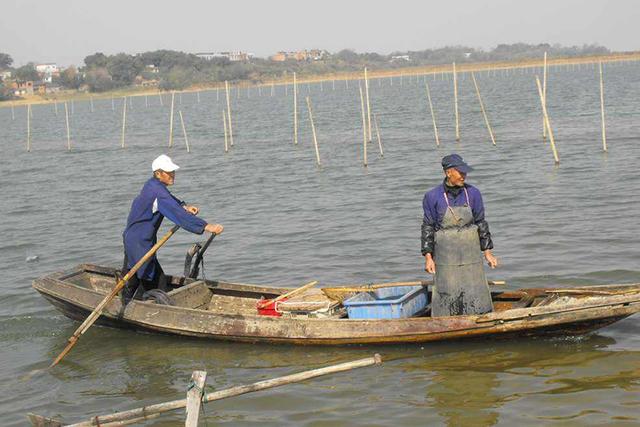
[121,154,223,302]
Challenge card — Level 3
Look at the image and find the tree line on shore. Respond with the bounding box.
[0,43,610,100]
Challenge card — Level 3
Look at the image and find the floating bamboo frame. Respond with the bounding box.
[425,82,440,146]
[599,61,607,152]
[359,84,367,167]
[471,72,496,145]
[179,110,190,153]
[453,62,460,141]
[535,76,560,164]
[305,97,321,166]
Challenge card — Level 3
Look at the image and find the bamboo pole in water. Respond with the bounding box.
[120,97,127,148]
[111,96,115,111]
[305,97,321,166]
[71,99,74,116]
[26,104,31,152]
[168,92,175,147]
[471,72,496,145]
[359,84,367,167]
[51,355,381,427]
[373,113,383,156]
[222,110,229,153]
[535,76,559,165]
[179,110,190,153]
[90,96,94,113]
[197,91,201,103]
[542,51,548,140]
[145,94,149,108]
[453,62,460,141]
[54,99,58,116]
[64,102,71,150]
[11,102,15,120]
[425,82,440,146]
[599,61,607,152]
[293,72,298,145]
[225,81,234,146]
[364,67,372,142]
[158,92,164,106]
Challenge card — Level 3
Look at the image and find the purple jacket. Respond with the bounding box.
[421,181,493,255]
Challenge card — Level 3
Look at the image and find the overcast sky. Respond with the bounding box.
[2,0,638,67]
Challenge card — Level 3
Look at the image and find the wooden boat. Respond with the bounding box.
[33,264,640,345]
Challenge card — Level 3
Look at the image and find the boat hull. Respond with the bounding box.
[34,264,640,345]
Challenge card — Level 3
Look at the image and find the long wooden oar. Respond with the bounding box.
[49,225,181,368]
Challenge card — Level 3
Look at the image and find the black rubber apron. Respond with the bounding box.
[432,188,493,317]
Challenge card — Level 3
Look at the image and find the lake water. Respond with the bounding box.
[1,62,640,426]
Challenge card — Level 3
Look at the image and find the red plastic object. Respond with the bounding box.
[256,297,288,317]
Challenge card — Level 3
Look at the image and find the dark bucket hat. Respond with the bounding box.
[441,153,473,173]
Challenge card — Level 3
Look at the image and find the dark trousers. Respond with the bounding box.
[121,253,170,304]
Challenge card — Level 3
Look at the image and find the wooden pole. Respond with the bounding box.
[54,99,58,116]
[364,67,372,142]
[120,97,127,149]
[159,92,164,106]
[168,91,175,147]
[54,355,382,427]
[542,51,548,140]
[90,96,94,113]
[425,82,440,146]
[145,94,149,108]
[453,62,460,141]
[293,72,298,145]
[49,226,180,368]
[535,76,560,165]
[305,96,321,166]
[185,371,206,427]
[225,81,234,146]
[179,110,190,153]
[196,91,201,103]
[471,72,496,145]
[359,84,367,167]
[599,61,607,152]
[222,110,229,153]
[26,104,31,152]
[216,87,219,101]
[64,102,71,150]
[111,96,115,111]
[11,102,15,120]
[373,113,383,157]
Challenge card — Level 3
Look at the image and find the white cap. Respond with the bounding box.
[152,154,180,172]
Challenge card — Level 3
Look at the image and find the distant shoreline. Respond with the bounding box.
[2,52,639,108]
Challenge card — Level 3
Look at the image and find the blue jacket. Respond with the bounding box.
[421,181,493,255]
[123,177,207,280]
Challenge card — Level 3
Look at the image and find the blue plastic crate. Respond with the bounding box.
[343,285,428,319]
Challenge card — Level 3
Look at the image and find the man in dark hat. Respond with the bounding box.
[421,154,498,317]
